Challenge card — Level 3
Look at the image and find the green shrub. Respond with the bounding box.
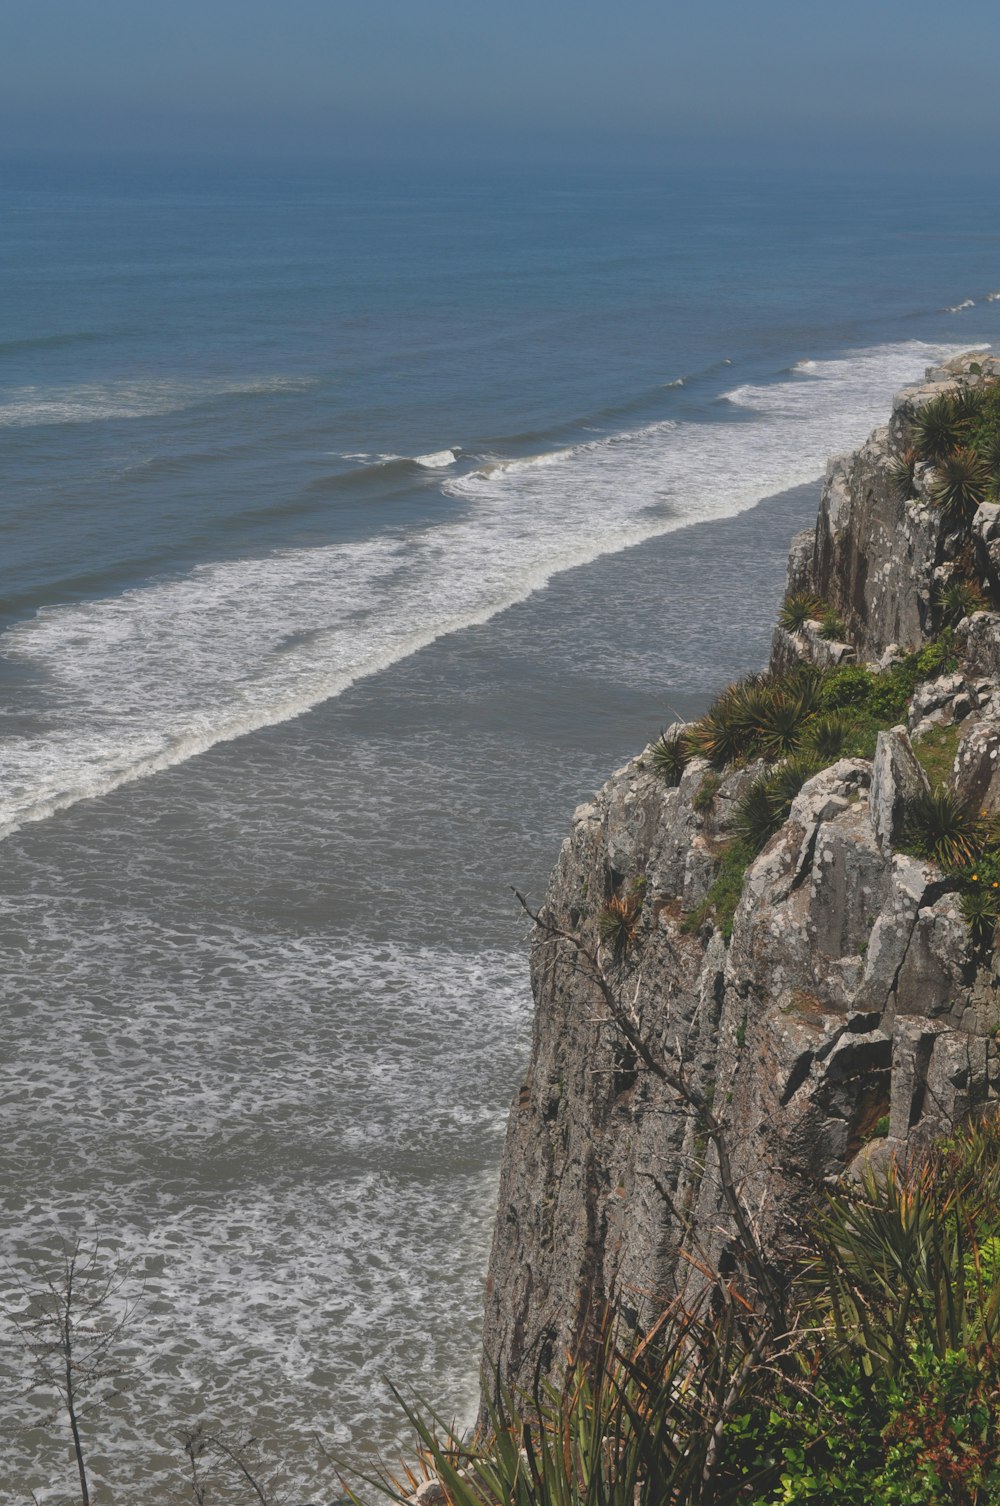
[650,731,689,786]
[960,882,1000,948]
[733,755,821,853]
[818,606,849,641]
[910,391,966,464]
[902,787,987,869]
[804,710,860,762]
[886,445,918,498]
[681,838,754,939]
[930,445,992,525]
[818,663,877,711]
[778,592,823,633]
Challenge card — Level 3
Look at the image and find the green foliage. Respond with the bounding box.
[684,691,751,769]
[692,770,722,813]
[374,1116,1000,1506]
[935,575,988,627]
[886,445,918,498]
[911,722,963,788]
[681,838,754,940]
[902,787,988,868]
[778,592,823,633]
[650,730,689,786]
[960,881,1000,948]
[803,710,860,762]
[732,757,816,854]
[910,391,967,464]
[817,606,849,641]
[930,446,992,525]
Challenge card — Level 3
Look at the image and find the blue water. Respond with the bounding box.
[1,156,998,1501]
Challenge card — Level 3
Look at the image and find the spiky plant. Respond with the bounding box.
[684,685,752,769]
[732,782,782,852]
[597,892,642,960]
[952,383,989,425]
[903,787,987,869]
[804,710,859,762]
[733,757,818,852]
[764,753,822,815]
[753,690,815,760]
[909,391,965,465]
[783,660,826,715]
[935,576,988,628]
[886,445,918,498]
[817,607,849,642]
[961,884,1000,948]
[778,592,823,634]
[650,731,689,786]
[930,445,992,526]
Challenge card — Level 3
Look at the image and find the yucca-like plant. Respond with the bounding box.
[903,787,987,869]
[349,1299,771,1506]
[803,710,859,762]
[778,592,823,634]
[930,445,992,526]
[886,445,918,498]
[934,576,988,628]
[763,754,821,814]
[684,692,749,769]
[801,1124,1000,1379]
[650,731,689,786]
[960,880,1000,948]
[597,892,642,960]
[910,391,965,465]
[753,690,815,760]
[733,756,819,852]
[952,383,989,425]
[733,782,782,852]
[817,607,849,642]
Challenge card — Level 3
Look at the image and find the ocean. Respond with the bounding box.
[1,154,998,1502]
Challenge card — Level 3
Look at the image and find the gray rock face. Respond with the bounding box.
[870,727,929,853]
[481,355,1000,1396]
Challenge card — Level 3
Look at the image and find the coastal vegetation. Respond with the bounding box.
[362,1114,1000,1506]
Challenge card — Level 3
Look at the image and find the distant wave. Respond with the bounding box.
[0,338,977,839]
[0,330,103,356]
[0,375,314,428]
[987,292,1000,303]
[945,299,976,313]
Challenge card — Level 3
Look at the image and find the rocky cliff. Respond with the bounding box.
[481,350,1000,1392]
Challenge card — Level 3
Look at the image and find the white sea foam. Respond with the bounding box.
[0,924,529,1501]
[987,292,1000,303]
[413,447,457,467]
[0,375,312,427]
[0,339,977,839]
[945,299,976,313]
[473,446,575,478]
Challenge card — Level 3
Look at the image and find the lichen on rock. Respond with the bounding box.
[481,352,1000,1396]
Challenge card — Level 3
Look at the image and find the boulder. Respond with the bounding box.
[869,727,930,853]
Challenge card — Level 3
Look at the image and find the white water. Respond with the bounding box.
[0,339,967,840]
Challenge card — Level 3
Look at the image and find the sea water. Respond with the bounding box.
[1,155,999,1501]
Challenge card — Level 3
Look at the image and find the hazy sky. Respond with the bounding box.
[3,0,999,167]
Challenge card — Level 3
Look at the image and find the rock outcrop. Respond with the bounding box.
[481,352,1000,1393]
